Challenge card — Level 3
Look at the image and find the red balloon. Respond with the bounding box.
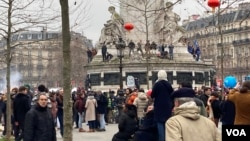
[124,23,134,32]
[207,0,220,12]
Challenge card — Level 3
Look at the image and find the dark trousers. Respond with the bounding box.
[88,120,95,129]
[57,112,63,136]
[73,108,79,128]
[102,53,106,61]
[14,122,24,141]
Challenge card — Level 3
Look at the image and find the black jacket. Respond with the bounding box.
[24,104,56,141]
[112,110,138,141]
[13,93,31,127]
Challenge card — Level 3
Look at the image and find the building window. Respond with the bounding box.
[231,49,233,57]
[38,50,42,58]
[32,34,38,39]
[28,34,32,39]
[48,34,52,39]
[38,34,42,40]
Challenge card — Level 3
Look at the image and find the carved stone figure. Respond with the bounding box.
[154,2,185,45]
[99,6,125,44]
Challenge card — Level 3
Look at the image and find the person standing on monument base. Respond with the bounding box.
[102,42,107,62]
[137,40,144,57]
[151,70,173,141]
[128,40,136,57]
[168,44,174,60]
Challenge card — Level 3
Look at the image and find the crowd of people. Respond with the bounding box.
[111,70,250,141]
[0,71,249,141]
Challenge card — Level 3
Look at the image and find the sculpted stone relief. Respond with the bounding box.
[154,2,186,45]
[99,6,125,44]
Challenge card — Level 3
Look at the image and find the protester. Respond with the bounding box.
[227,81,250,125]
[166,96,221,141]
[24,94,56,141]
[112,104,138,141]
[85,95,98,132]
[151,70,173,141]
[13,86,31,141]
[133,105,157,141]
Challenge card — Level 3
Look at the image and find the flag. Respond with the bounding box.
[193,40,199,50]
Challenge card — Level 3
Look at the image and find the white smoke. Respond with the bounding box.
[0,70,23,93]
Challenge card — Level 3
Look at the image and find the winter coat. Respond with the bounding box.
[56,95,63,116]
[126,92,137,105]
[96,94,108,114]
[133,110,158,141]
[228,89,250,125]
[166,102,221,141]
[13,93,31,127]
[220,100,235,125]
[133,92,149,118]
[151,80,173,122]
[74,96,85,113]
[24,104,56,141]
[193,97,207,117]
[112,109,138,141]
[50,98,58,120]
[199,93,209,107]
[85,96,97,121]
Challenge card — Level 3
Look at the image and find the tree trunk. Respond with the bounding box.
[59,0,72,140]
[6,0,13,140]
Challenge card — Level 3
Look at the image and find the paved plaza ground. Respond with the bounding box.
[56,123,118,141]
[0,122,222,141]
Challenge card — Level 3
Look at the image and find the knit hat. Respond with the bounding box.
[24,84,30,90]
[146,89,152,97]
[171,87,195,99]
[157,70,167,80]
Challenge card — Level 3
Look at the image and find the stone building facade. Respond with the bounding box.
[183,2,250,83]
[0,30,91,89]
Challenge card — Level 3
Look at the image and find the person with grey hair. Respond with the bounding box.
[24,94,56,141]
[166,97,221,141]
[151,70,173,141]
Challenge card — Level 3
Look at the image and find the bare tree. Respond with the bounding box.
[59,0,72,140]
[0,0,58,140]
[71,37,88,87]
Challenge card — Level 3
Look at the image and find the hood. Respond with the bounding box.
[138,92,147,100]
[173,101,200,120]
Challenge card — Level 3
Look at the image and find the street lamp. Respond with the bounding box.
[116,37,126,89]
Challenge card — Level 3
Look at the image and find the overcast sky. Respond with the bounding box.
[79,0,242,44]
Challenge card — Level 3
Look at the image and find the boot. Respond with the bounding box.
[87,128,92,132]
[79,128,86,132]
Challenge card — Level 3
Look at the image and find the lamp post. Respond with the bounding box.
[116,37,126,89]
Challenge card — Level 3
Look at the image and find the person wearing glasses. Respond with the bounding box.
[24,93,56,141]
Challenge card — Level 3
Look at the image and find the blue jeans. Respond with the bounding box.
[99,114,105,129]
[78,112,84,128]
[57,112,63,136]
[157,122,165,141]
